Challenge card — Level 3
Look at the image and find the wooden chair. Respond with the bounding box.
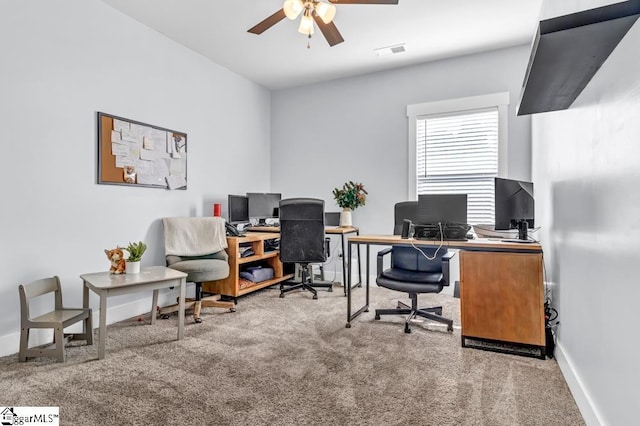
[19,276,93,362]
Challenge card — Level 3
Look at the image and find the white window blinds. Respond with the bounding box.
[416,107,498,225]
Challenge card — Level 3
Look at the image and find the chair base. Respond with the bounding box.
[375,296,453,334]
[279,265,333,299]
[159,283,234,323]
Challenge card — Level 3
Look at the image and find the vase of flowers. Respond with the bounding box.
[332,181,367,227]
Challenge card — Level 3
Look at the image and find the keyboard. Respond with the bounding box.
[413,222,471,241]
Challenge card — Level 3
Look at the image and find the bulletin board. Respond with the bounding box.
[97,112,187,189]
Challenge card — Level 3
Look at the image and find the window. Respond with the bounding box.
[407,93,509,225]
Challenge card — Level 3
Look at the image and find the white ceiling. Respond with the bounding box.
[100,0,543,90]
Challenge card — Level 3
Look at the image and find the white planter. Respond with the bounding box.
[340,209,352,227]
[126,261,141,274]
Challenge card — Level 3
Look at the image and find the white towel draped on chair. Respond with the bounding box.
[163,217,227,256]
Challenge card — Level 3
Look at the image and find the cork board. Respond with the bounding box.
[97,112,187,189]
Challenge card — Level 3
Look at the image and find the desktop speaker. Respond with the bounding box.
[401,219,413,239]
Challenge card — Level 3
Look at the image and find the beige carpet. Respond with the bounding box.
[0,285,584,425]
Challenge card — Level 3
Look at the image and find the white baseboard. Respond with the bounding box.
[0,289,183,358]
[555,342,603,426]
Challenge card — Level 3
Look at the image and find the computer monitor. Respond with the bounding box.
[417,194,468,224]
[494,177,534,242]
[247,192,281,224]
[324,212,341,227]
[228,195,249,224]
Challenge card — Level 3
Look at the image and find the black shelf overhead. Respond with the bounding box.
[517,0,640,116]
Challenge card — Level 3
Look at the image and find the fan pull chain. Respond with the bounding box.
[307,34,311,49]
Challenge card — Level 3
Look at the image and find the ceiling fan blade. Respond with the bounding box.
[247,9,287,34]
[329,0,399,4]
[313,15,345,47]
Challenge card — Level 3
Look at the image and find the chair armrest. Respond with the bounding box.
[442,250,454,286]
[377,247,393,276]
[442,251,456,261]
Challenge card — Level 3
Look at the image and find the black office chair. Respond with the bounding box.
[375,246,454,333]
[279,198,333,299]
[375,200,454,333]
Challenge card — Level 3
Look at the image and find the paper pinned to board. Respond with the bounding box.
[113,119,130,131]
[166,175,187,190]
[111,143,130,156]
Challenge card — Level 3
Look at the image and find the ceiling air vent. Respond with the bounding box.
[374,43,406,57]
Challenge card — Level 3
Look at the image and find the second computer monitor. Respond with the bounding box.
[228,194,249,224]
[417,194,468,224]
[247,192,281,223]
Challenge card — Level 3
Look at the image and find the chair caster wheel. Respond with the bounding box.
[328,287,333,292]
[374,314,380,320]
[404,325,412,334]
[436,309,443,316]
[229,308,236,313]
[160,314,170,320]
[345,323,351,328]
[313,295,318,300]
[447,325,454,332]
[194,318,202,324]
[279,293,285,298]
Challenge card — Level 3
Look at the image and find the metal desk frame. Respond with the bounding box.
[248,226,362,295]
[346,235,543,327]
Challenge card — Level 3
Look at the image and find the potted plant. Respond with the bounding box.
[124,241,147,274]
[332,181,367,227]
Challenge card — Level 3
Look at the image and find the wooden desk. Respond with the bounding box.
[202,232,294,300]
[248,226,362,295]
[346,235,545,358]
[81,266,187,360]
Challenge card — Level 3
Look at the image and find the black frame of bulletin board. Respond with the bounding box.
[97,111,187,189]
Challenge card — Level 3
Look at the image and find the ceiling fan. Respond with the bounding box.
[248,0,399,47]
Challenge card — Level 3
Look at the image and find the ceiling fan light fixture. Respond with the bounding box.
[298,14,315,35]
[315,1,336,24]
[283,0,304,20]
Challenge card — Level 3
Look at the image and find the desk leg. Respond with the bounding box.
[356,229,362,288]
[82,282,93,346]
[82,281,89,309]
[365,244,370,308]
[341,233,348,296]
[151,289,159,325]
[98,292,107,360]
[177,277,185,340]
[346,241,352,327]
[346,242,370,328]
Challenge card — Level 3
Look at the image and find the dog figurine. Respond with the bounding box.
[105,247,126,274]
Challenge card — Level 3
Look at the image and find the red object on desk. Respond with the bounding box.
[213,203,221,217]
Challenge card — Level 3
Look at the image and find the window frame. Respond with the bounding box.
[407,92,510,204]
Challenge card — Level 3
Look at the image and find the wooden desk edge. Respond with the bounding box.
[347,234,542,251]
[248,226,358,234]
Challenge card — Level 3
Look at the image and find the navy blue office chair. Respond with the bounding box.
[375,246,454,333]
[375,201,454,333]
[393,201,418,235]
[279,198,333,299]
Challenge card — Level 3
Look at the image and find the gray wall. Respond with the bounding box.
[532,2,640,424]
[0,0,271,354]
[271,45,533,236]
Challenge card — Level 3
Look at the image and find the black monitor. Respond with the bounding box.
[494,177,534,242]
[228,195,249,224]
[417,194,468,224]
[247,192,281,224]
